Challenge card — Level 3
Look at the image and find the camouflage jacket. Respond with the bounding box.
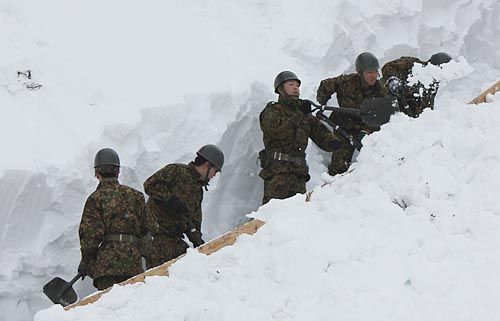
[143,163,204,243]
[259,96,341,181]
[79,178,157,279]
[316,73,389,133]
[382,56,439,115]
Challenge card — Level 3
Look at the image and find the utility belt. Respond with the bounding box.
[259,149,306,168]
[103,234,139,244]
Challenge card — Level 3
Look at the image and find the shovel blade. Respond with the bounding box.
[360,97,400,128]
[43,277,78,307]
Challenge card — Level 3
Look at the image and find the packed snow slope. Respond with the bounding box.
[36,99,500,321]
[1,0,500,320]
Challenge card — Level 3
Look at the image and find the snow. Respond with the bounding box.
[0,0,499,320]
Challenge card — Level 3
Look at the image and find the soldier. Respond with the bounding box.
[382,52,452,117]
[143,144,224,267]
[316,52,389,176]
[78,148,158,290]
[259,71,342,204]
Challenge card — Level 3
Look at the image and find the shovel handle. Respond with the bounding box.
[60,272,83,295]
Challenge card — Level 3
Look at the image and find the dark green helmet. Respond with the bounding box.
[197,144,225,171]
[274,71,301,94]
[94,148,120,168]
[429,52,452,66]
[355,52,380,72]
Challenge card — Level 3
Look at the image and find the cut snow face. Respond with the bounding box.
[1,0,500,320]
[35,99,500,321]
[407,57,473,88]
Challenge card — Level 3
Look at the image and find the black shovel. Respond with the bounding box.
[309,96,400,128]
[43,272,82,307]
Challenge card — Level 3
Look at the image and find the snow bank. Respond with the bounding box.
[36,98,500,321]
[1,0,500,320]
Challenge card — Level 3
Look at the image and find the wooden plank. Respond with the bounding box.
[469,80,500,104]
[64,219,265,311]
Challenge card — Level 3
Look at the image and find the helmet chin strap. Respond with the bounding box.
[202,163,213,191]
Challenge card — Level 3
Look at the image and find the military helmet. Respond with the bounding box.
[94,148,120,168]
[197,144,225,171]
[274,71,301,94]
[355,52,380,72]
[429,52,452,66]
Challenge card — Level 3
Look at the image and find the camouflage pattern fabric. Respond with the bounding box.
[259,96,341,204]
[262,173,306,204]
[382,56,439,117]
[93,275,130,291]
[79,177,158,281]
[143,163,204,266]
[316,73,389,175]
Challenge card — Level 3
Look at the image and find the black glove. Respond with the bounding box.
[386,76,405,97]
[329,139,342,150]
[189,229,205,247]
[166,195,189,213]
[78,261,88,280]
[298,100,312,115]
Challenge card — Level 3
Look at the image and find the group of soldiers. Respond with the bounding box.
[77,51,452,291]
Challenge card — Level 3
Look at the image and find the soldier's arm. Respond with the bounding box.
[143,166,176,203]
[78,197,105,266]
[260,105,291,140]
[307,115,342,152]
[381,61,400,81]
[316,77,340,106]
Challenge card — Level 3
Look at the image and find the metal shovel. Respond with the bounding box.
[42,272,82,307]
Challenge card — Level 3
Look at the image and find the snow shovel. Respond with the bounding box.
[42,272,82,307]
[309,96,400,128]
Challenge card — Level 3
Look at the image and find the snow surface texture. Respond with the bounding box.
[36,100,500,321]
[1,0,499,320]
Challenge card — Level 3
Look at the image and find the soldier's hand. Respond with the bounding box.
[298,99,312,115]
[386,76,405,97]
[188,229,205,247]
[78,261,88,280]
[166,195,189,213]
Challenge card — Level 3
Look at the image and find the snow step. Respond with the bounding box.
[469,80,500,104]
[64,219,265,311]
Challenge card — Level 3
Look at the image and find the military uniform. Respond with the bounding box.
[382,56,438,117]
[79,177,157,290]
[316,73,389,175]
[259,97,341,204]
[143,163,204,267]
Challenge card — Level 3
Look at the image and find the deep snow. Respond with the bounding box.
[1,0,499,320]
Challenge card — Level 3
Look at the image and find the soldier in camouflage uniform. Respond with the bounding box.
[382,52,452,117]
[78,148,158,290]
[259,71,342,204]
[316,52,389,176]
[143,144,224,267]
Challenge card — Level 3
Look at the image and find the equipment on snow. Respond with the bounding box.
[42,272,83,307]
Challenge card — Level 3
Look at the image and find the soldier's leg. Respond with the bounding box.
[148,236,188,268]
[93,275,131,290]
[263,173,306,204]
[328,140,355,176]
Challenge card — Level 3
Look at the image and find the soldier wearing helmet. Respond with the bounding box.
[316,52,389,176]
[259,71,342,204]
[143,144,224,267]
[382,52,452,117]
[78,148,158,290]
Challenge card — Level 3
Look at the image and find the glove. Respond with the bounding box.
[78,261,88,280]
[386,76,404,97]
[188,229,205,247]
[329,139,342,150]
[166,195,189,213]
[298,100,312,115]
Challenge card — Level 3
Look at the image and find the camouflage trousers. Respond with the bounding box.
[147,235,189,269]
[328,137,356,176]
[93,274,131,291]
[262,173,306,204]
